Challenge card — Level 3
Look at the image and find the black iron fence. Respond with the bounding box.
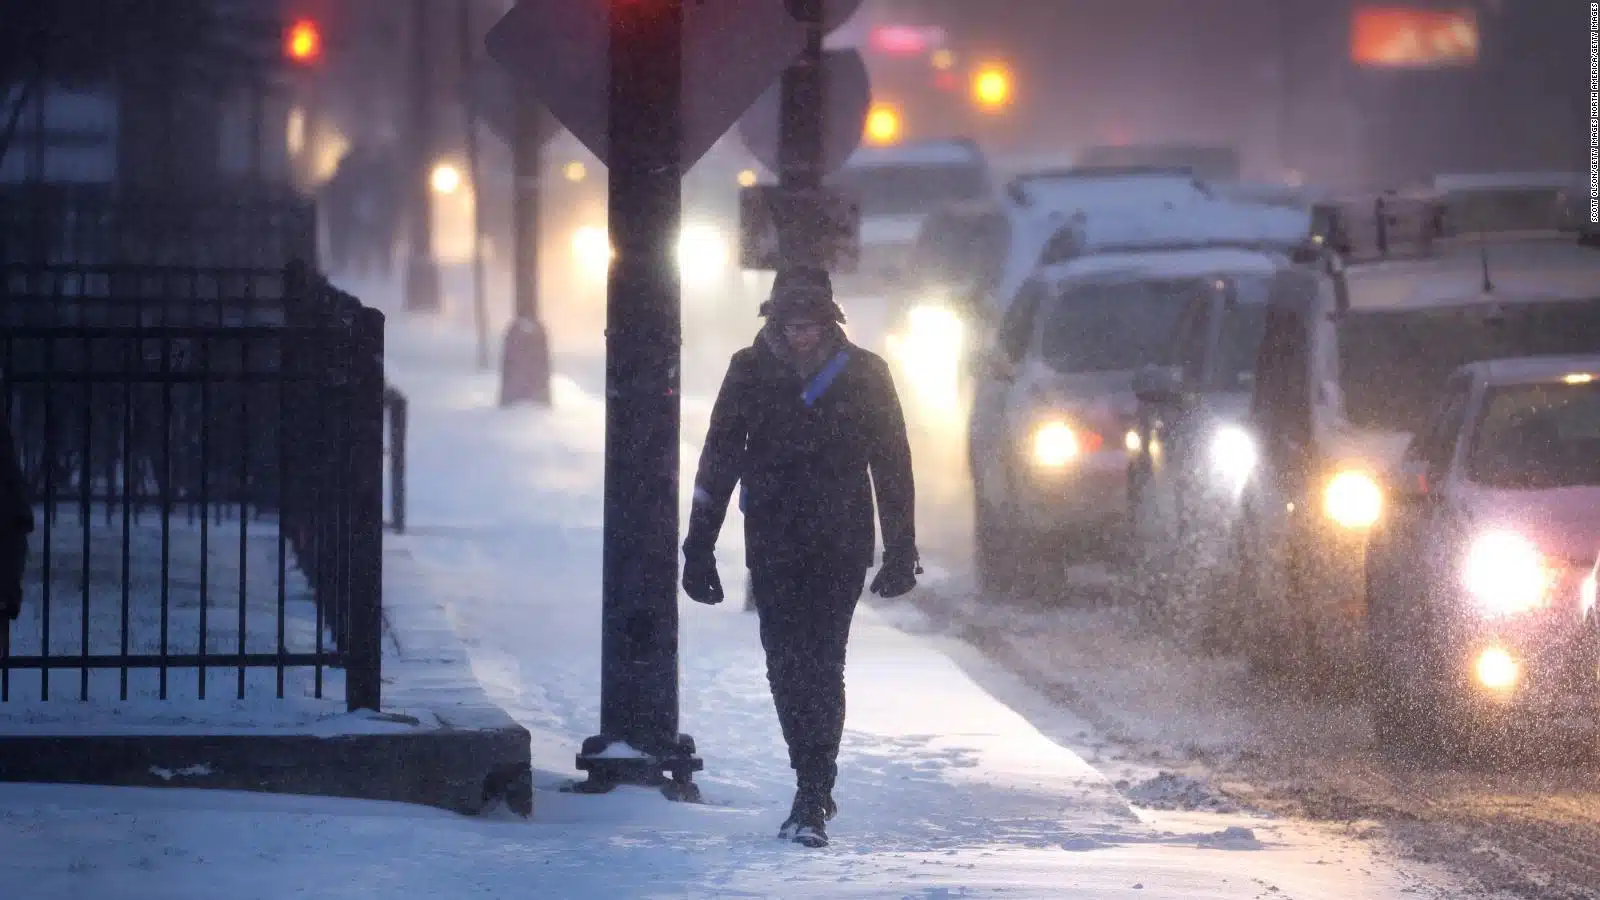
[0,262,385,711]
[0,183,317,270]
[385,385,408,534]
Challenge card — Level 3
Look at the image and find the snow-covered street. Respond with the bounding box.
[0,311,1496,898]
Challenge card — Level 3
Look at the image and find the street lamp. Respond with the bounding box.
[864,102,902,145]
[971,63,1012,112]
[285,19,322,65]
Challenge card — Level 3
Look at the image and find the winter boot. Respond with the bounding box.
[791,800,829,848]
[777,788,810,841]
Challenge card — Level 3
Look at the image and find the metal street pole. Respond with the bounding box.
[498,91,553,406]
[1276,0,1293,180]
[459,0,490,370]
[779,0,826,260]
[404,0,443,313]
[573,0,702,801]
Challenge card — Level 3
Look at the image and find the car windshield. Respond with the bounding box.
[1214,279,1271,390]
[909,212,1009,291]
[828,164,988,218]
[1038,278,1204,373]
[1074,145,1240,182]
[1338,299,1600,433]
[1466,381,1600,489]
[1442,187,1576,235]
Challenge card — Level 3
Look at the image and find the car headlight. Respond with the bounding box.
[1031,421,1080,469]
[1208,424,1256,490]
[572,225,613,275]
[1463,531,1552,617]
[1323,470,1382,529]
[676,222,728,280]
[903,304,965,357]
[1030,420,1104,469]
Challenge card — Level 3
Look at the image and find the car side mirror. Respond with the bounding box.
[1133,364,1182,404]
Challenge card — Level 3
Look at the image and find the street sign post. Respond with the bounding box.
[568,0,702,801]
[735,48,871,177]
[486,0,842,802]
[735,0,868,272]
[739,185,860,271]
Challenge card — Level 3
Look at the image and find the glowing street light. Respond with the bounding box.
[285,19,322,64]
[564,161,587,182]
[864,103,902,146]
[737,168,758,187]
[971,63,1012,111]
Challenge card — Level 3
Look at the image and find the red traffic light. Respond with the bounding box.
[285,19,322,63]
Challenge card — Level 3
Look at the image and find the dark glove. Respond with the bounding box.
[682,549,724,605]
[869,553,921,599]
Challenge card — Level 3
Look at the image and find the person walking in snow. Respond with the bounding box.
[681,267,921,848]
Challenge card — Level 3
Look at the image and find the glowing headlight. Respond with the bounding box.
[1323,470,1382,529]
[1463,531,1551,617]
[430,163,462,195]
[571,226,613,275]
[1208,424,1256,489]
[1581,570,1596,617]
[676,223,728,281]
[1474,646,1519,691]
[903,304,965,358]
[1031,421,1080,469]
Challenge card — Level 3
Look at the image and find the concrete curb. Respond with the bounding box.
[0,715,532,816]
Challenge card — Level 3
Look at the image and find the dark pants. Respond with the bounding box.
[750,556,867,790]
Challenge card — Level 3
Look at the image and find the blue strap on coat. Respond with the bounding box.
[801,350,852,408]
[740,350,852,514]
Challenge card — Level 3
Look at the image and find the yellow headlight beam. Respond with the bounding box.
[1032,422,1079,469]
[1323,470,1382,529]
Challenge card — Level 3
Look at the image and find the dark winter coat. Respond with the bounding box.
[685,325,916,570]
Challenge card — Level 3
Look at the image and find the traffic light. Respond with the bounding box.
[971,63,1012,112]
[864,102,902,146]
[285,19,322,64]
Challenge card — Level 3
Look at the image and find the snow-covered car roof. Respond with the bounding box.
[1040,245,1286,286]
[1004,171,1210,212]
[1345,237,1600,311]
[1077,199,1311,252]
[843,139,985,169]
[1027,198,1314,270]
[1433,171,1580,192]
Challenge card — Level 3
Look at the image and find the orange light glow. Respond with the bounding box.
[286,19,322,63]
[1351,7,1478,68]
[971,64,1013,111]
[864,103,902,146]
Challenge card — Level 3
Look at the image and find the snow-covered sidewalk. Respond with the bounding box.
[0,317,1483,898]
